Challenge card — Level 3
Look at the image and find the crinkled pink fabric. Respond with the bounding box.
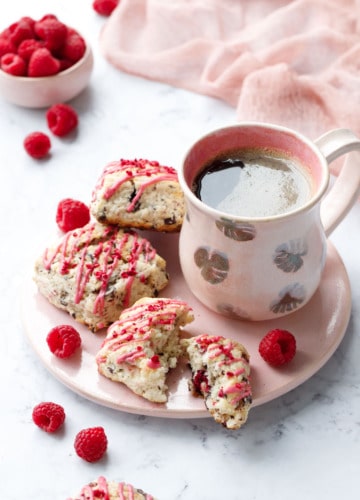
[100,0,360,174]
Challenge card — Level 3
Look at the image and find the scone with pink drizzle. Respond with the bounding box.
[181,334,252,429]
[67,475,157,500]
[34,222,168,332]
[96,297,194,403]
[90,158,185,232]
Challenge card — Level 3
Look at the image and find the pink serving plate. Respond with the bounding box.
[21,232,351,418]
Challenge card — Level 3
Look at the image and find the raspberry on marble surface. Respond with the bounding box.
[23,131,51,159]
[32,402,65,433]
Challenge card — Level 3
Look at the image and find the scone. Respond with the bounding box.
[90,158,185,232]
[34,222,169,332]
[96,297,194,402]
[67,476,157,499]
[181,334,252,429]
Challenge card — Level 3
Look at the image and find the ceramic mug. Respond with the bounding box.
[178,123,360,321]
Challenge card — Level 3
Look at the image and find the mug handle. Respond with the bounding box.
[314,128,360,237]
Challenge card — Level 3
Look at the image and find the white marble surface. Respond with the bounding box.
[1,1,360,499]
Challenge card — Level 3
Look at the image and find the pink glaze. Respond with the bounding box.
[118,481,154,500]
[194,334,252,407]
[42,223,158,315]
[78,475,109,499]
[96,298,192,369]
[92,158,178,212]
[116,346,145,364]
[74,476,154,500]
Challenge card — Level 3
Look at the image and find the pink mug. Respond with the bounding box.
[178,123,360,321]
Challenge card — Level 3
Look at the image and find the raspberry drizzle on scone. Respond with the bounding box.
[181,334,252,429]
[90,158,185,232]
[34,222,169,332]
[96,297,194,402]
[67,475,157,500]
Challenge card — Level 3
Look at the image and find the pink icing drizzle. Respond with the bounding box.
[42,223,157,315]
[118,482,154,500]
[74,476,154,500]
[92,158,178,213]
[195,334,252,407]
[97,299,191,367]
[78,475,109,499]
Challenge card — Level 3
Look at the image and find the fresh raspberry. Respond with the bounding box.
[0,37,16,57]
[32,402,66,433]
[58,58,73,72]
[93,0,120,16]
[46,103,78,136]
[17,38,44,61]
[192,369,210,395]
[74,427,108,462]
[8,17,35,47]
[46,324,82,358]
[56,198,90,232]
[38,14,59,23]
[259,329,297,366]
[28,47,60,77]
[34,17,67,52]
[23,131,51,159]
[0,53,26,76]
[61,29,86,64]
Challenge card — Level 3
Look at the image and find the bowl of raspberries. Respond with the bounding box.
[0,14,93,108]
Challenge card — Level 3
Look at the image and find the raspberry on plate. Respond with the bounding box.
[46,324,82,358]
[23,131,51,159]
[32,402,65,432]
[258,328,297,366]
[74,427,108,462]
[56,198,90,232]
[46,103,78,137]
[93,0,119,16]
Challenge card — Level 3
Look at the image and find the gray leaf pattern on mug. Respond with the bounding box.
[215,218,256,242]
[217,303,251,320]
[194,247,229,284]
[273,239,308,273]
[270,283,305,314]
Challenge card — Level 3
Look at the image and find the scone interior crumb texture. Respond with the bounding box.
[34,222,169,332]
[90,159,185,232]
[181,334,252,430]
[96,297,194,403]
[68,476,157,499]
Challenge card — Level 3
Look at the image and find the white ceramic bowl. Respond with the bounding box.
[0,43,94,108]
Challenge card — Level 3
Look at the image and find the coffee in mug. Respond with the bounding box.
[192,147,314,218]
[178,123,360,321]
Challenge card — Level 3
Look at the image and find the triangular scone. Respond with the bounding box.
[68,476,157,500]
[181,334,252,429]
[90,158,185,232]
[96,297,194,403]
[34,222,169,332]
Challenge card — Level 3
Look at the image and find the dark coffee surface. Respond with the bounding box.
[192,148,313,217]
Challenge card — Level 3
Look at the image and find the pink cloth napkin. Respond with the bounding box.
[100,0,360,174]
